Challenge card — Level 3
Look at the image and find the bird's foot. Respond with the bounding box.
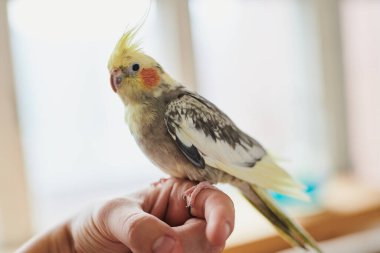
[183,181,216,208]
[151,178,170,187]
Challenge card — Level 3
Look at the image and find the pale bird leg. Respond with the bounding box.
[183,181,216,208]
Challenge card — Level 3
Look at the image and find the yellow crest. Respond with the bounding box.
[107,27,142,72]
[108,1,152,71]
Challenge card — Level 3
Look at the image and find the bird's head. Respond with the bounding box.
[108,30,175,105]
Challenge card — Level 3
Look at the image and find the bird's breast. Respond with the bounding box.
[125,104,189,177]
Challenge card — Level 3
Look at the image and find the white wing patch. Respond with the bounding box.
[176,119,263,167]
[165,94,309,201]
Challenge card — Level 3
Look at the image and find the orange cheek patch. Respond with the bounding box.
[140,68,160,88]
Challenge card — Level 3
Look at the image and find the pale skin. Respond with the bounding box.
[16,178,235,253]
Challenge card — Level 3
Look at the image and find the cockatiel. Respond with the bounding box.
[108,29,322,252]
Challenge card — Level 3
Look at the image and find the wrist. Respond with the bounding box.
[16,222,74,253]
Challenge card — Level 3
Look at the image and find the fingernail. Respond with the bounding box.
[224,223,232,240]
[152,235,176,253]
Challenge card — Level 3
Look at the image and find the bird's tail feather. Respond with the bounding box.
[238,183,322,253]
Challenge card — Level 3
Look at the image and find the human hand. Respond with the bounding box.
[69,178,234,253]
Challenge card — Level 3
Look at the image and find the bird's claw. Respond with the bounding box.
[183,181,216,208]
[151,178,169,187]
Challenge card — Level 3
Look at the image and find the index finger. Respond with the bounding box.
[189,187,235,247]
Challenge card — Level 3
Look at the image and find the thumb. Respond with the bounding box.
[103,198,183,253]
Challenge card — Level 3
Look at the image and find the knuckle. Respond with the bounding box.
[94,197,140,231]
[167,177,196,188]
[215,192,234,207]
[96,197,127,221]
[123,212,150,242]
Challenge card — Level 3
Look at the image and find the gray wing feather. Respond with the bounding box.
[164,93,266,168]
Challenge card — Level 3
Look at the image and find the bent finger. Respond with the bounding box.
[189,188,235,247]
[174,218,224,253]
[97,198,183,253]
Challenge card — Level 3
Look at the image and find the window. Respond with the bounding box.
[340,0,380,187]
[6,0,344,232]
[7,0,170,231]
[4,0,380,250]
[189,0,343,197]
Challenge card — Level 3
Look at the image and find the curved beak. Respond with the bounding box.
[110,68,124,93]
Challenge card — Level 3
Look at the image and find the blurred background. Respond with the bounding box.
[1,0,380,252]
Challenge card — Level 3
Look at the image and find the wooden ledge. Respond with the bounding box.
[224,176,380,253]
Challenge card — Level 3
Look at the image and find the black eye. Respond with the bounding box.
[132,63,140,72]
